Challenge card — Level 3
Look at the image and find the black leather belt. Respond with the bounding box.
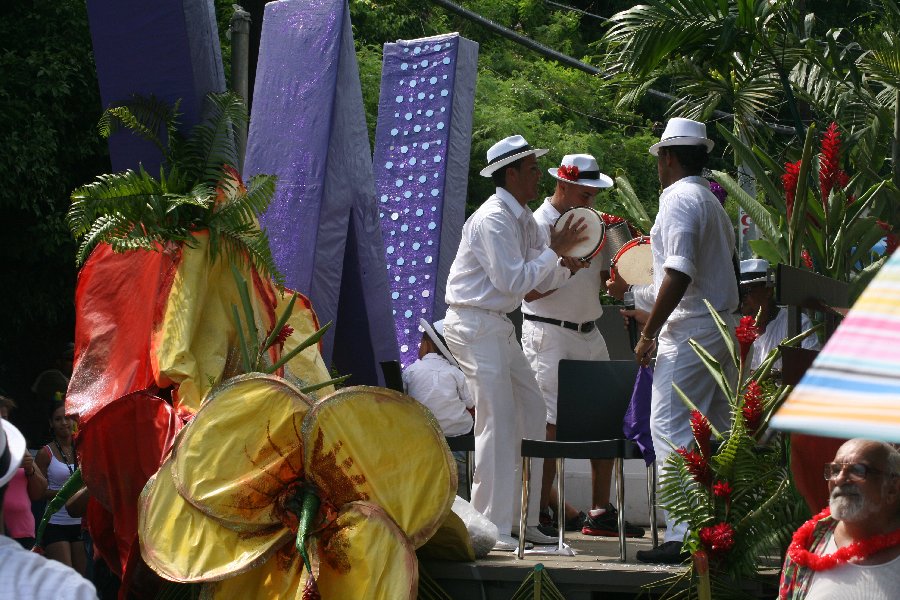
[523,313,595,333]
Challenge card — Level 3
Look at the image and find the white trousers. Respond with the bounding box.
[444,306,545,534]
[652,316,735,543]
[521,319,609,425]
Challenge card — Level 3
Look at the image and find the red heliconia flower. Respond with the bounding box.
[713,481,733,500]
[801,249,814,269]
[699,522,736,556]
[690,410,712,458]
[819,122,849,208]
[743,380,764,432]
[878,221,900,257]
[676,447,711,486]
[782,160,802,220]
[557,164,580,181]
[735,315,759,365]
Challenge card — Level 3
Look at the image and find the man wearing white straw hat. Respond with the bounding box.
[444,134,586,551]
[607,118,738,563]
[0,418,97,598]
[521,153,645,539]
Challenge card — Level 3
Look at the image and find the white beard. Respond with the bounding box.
[829,485,877,522]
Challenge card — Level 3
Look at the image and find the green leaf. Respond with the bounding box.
[612,174,653,233]
[687,337,734,400]
[748,238,786,265]
[711,170,784,257]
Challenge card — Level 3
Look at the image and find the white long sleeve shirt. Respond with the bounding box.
[402,353,474,437]
[445,187,571,313]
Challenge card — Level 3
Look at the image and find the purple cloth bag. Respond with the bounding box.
[623,365,655,465]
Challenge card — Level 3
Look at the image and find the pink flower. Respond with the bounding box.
[676,447,711,486]
[699,522,736,556]
[713,481,733,500]
[690,410,712,458]
[782,160,802,220]
[557,165,579,181]
[736,316,759,365]
[743,380,763,432]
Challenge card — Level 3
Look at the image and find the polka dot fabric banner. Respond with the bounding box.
[374,34,478,366]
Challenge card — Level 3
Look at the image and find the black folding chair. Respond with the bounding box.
[379,360,404,392]
[517,359,658,560]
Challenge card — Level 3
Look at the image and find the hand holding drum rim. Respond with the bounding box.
[548,213,588,257]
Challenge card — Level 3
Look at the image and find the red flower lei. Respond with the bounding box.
[787,508,900,571]
[557,165,579,181]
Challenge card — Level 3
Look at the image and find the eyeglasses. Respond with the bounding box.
[823,462,883,482]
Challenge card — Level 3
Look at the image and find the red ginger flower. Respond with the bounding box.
[699,522,736,556]
[819,122,849,208]
[735,315,759,365]
[557,164,579,181]
[676,447,711,486]
[713,481,733,500]
[801,249,813,269]
[878,221,900,256]
[743,380,764,433]
[690,410,712,458]
[275,324,294,348]
[782,160,801,220]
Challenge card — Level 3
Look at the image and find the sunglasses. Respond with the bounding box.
[823,462,884,482]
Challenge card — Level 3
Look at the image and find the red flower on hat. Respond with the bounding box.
[557,165,579,181]
[601,213,625,226]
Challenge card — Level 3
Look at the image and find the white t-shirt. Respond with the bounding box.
[446,188,570,313]
[749,308,820,371]
[0,535,97,599]
[522,198,610,324]
[402,353,474,437]
[806,535,900,599]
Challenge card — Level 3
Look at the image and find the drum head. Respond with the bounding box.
[552,207,606,260]
[612,237,653,285]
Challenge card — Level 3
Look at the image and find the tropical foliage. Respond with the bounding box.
[656,304,816,599]
[67,92,282,284]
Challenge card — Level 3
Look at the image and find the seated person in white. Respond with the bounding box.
[403,318,474,497]
[739,258,820,371]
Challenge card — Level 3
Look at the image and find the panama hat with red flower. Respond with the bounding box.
[548,154,613,189]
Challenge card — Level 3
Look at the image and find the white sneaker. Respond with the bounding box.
[493,534,532,552]
[522,525,559,545]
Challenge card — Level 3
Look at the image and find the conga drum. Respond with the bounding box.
[552,207,606,260]
[610,236,652,285]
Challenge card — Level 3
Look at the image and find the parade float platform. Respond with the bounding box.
[422,532,781,599]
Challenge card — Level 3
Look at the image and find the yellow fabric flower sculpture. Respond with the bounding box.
[139,374,456,599]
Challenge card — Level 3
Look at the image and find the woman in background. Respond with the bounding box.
[1,395,47,548]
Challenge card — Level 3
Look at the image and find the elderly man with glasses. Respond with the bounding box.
[778,438,900,599]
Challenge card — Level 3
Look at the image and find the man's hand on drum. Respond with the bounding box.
[560,256,587,274]
[605,266,629,300]
[548,214,587,258]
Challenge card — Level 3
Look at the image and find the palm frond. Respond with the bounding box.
[98,94,182,158]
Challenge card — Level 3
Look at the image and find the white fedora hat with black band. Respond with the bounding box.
[649,117,715,156]
[419,318,460,368]
[1,418,27,488]
[548,154,614,189]
[479,134,549,177]
[739,258,770,286]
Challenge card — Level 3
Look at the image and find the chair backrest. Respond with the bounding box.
[380,360,404,392]
[556,359,640,442]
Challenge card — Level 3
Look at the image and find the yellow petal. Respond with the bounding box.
[139,458,290,582]
[277,289,335,397]
[303,386,455,546]
[312,502,417,600]
[415,509,476,562]
[173,374,311,529]
[153,233,278,416]
[200,541,308,600]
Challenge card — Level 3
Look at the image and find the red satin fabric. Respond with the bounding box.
[790,433,846,513]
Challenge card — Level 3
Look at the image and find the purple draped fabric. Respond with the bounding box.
[623,365,655,465]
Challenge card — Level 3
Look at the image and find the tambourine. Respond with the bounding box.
[552,207,606,261]
[610,236,652,285]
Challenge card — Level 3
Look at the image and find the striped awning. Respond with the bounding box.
[770,252,900,442]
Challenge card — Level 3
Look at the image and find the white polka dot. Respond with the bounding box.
[417,93,425,100]
[418,175,427,183]
[409,276,417,283]
[400,146,409,153]
[414,47,421,54]
[401,63,408,70]
[434,155,442,162]
[422,290,430,297]
[425,256,433,263]
[409,79,417,87]
[434,44,442,50]
[413,242,421,249]
[390,128,398,136]
[387,245,395,254]
[437,122,445,130]
[443,57,450,64]
[404,112,412,120]
[385,161,393,168]
[395,179,403,188]
[409,157,417,165]
[421,60,428,67]
[391,291,399,299]
[380,194,388,202]
[401,224,409,232]
[429,76,437,84]
[396,258,404,265]
[415,209,424,216]
[400,344,408,353]
[440,89,448,96]
[428,221,436,230]
[403,191,411,198]
[405,309,413,317]
[431,189,439,196]
[395,96,403,103]
[413,125,421,132]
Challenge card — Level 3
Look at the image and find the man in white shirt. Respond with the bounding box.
[0,418,97,599]
[521,153,645,539]
[739,258,820,371]
[443,134,585,551]
[607,118,739,563]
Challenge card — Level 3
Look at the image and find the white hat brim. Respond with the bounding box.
[547,169,614,188]
[1,419,27,488]
[480,148,549,177]
[649,137,714,157]
[419,318,460,368]
[740,275,768,286]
